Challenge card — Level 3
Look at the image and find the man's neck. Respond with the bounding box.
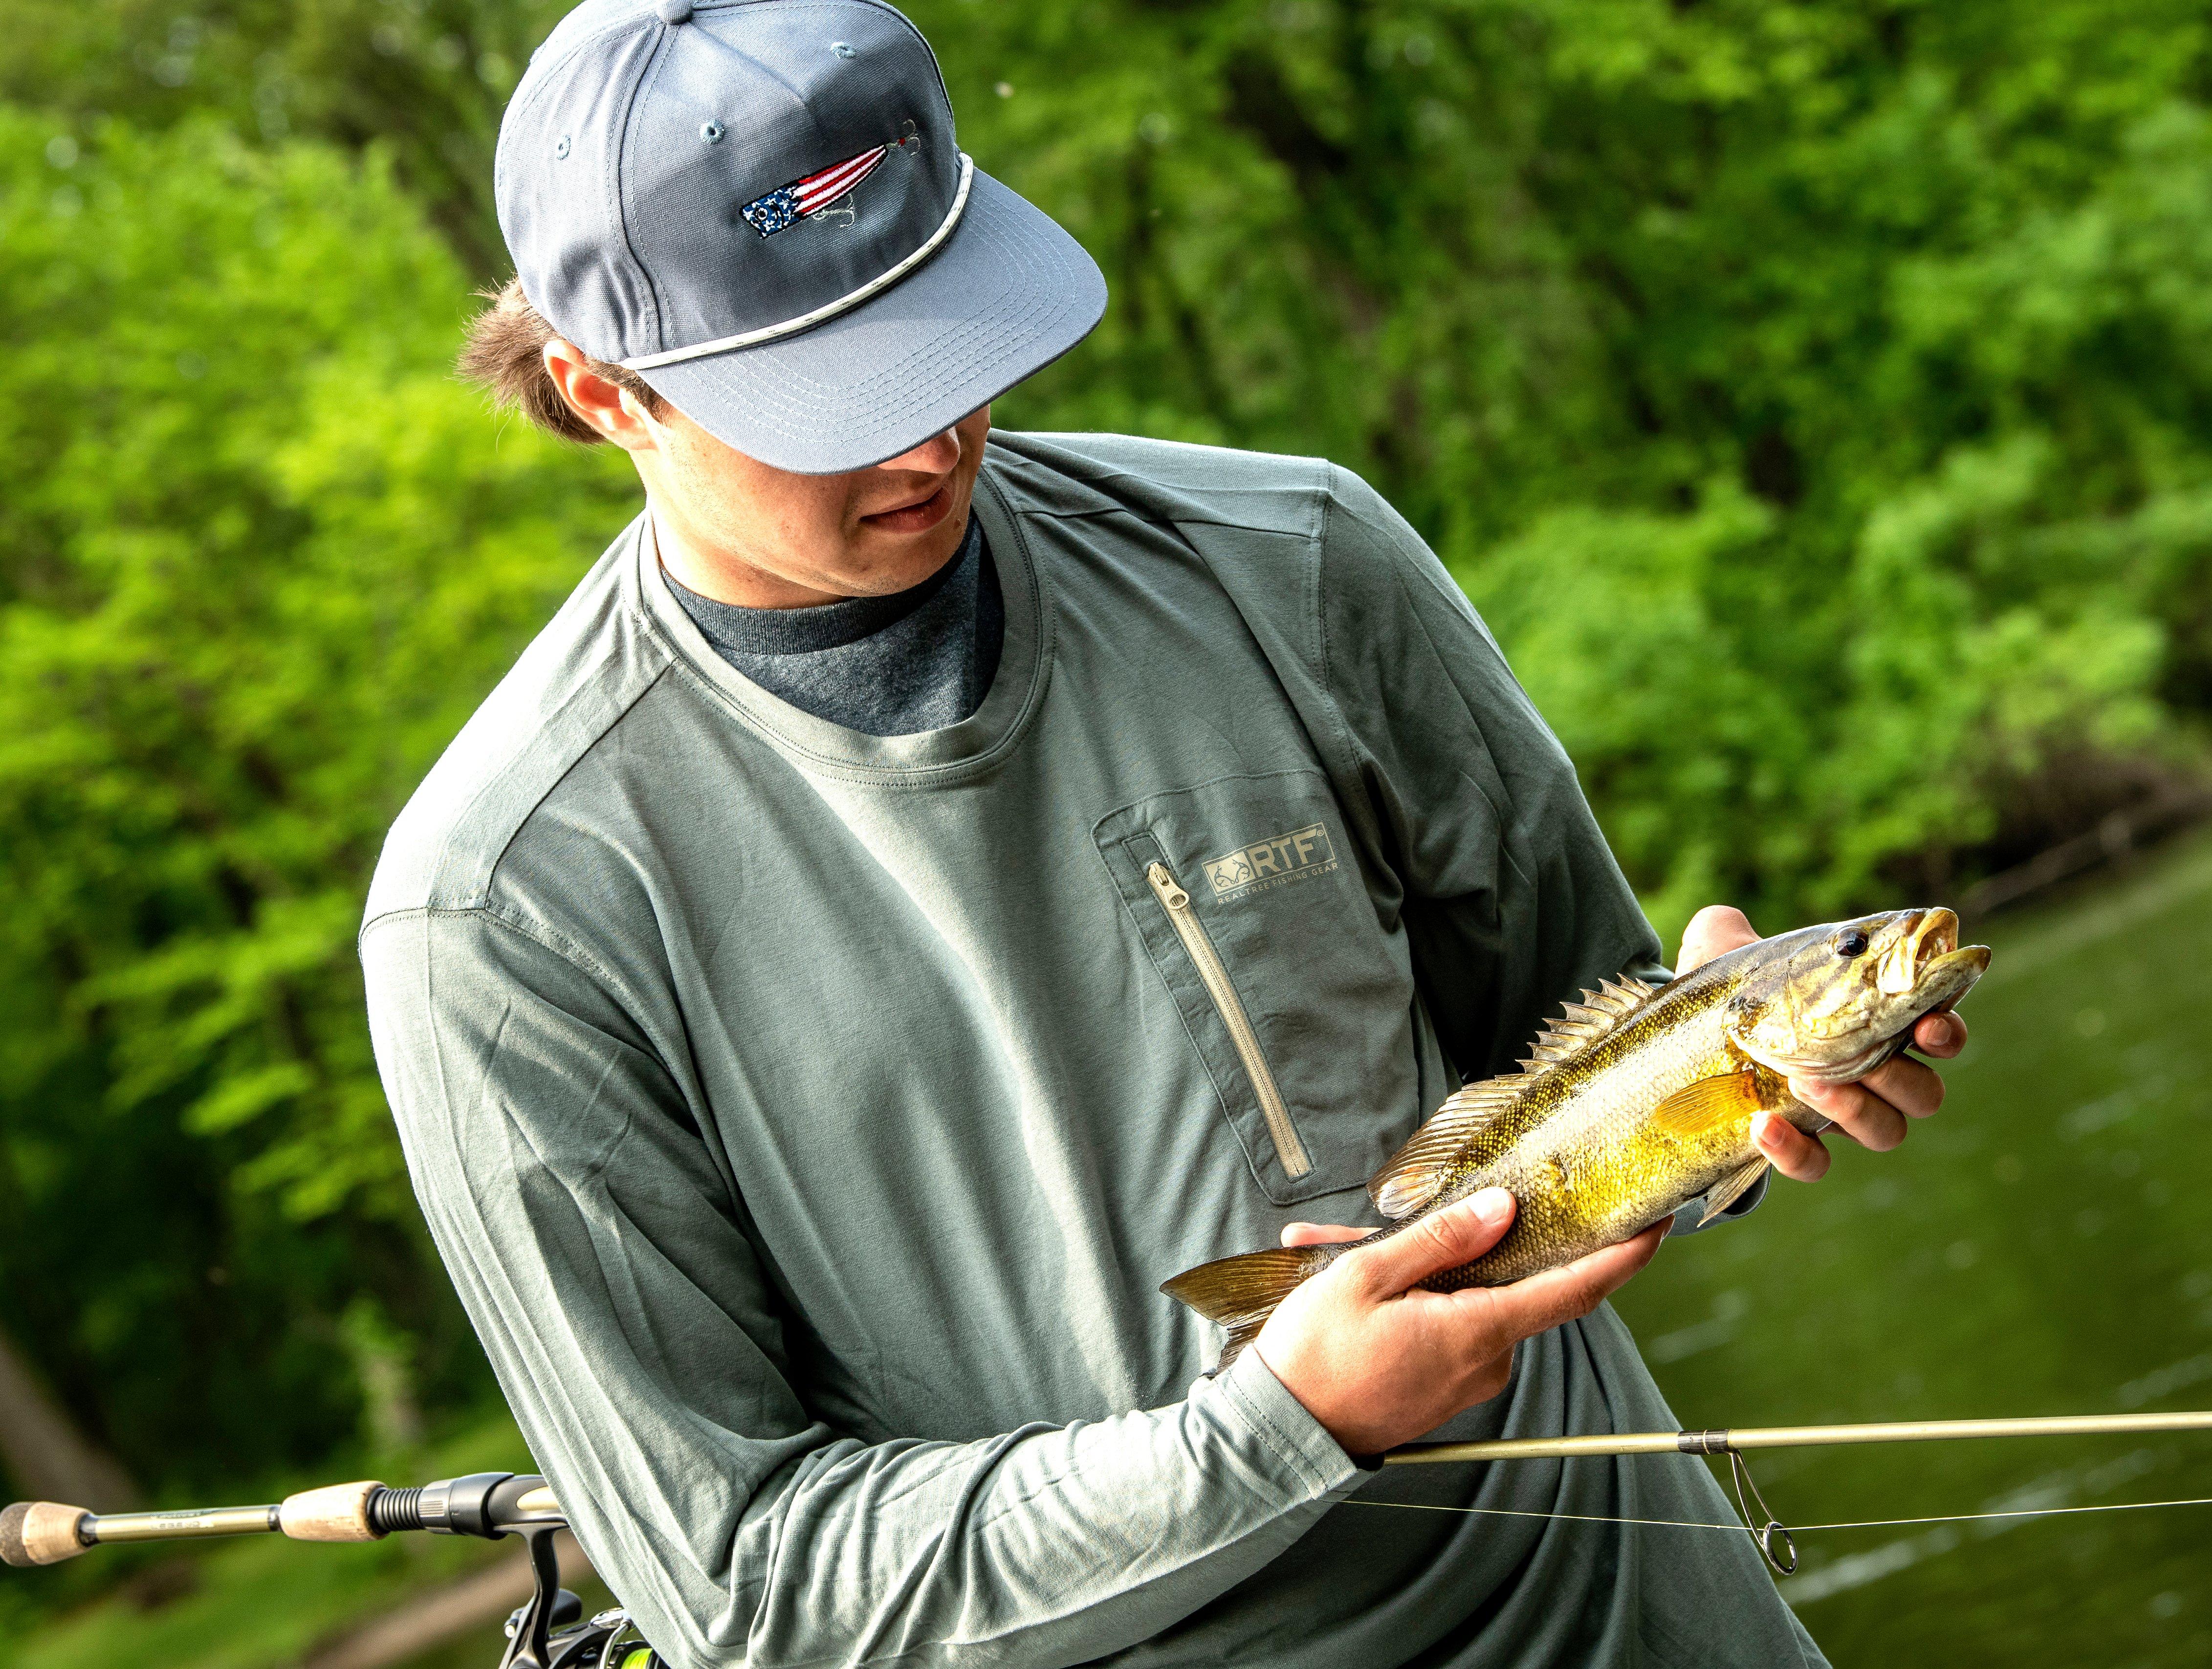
[649,504,855,611]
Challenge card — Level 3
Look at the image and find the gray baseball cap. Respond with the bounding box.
[496,0,1106,473]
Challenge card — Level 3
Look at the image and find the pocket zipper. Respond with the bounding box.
[1145,860,1314,1178]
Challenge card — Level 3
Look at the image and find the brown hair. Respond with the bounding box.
[457,277,667,443]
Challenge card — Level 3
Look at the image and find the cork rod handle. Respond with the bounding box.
[0,1501,91,1566]
[278,1480,385,1543]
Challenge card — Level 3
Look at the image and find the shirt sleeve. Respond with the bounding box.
[361,905,1358,1669]
[1308,466,1763,1233]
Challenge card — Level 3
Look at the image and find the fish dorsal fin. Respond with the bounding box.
[1521,974,1660,1073]
[1367,1077,1524,1220]
[1368,972,1661,1220]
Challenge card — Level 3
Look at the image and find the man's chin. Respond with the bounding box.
[840,508,969,594]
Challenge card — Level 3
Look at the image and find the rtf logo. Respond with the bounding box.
[1204,823,1336,900]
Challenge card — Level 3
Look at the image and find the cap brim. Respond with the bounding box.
[635,169,1106,475]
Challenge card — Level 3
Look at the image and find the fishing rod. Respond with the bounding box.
[8,1411,2210,1645]
[0,1471,658,1669]
[1382,1408,2212,1574]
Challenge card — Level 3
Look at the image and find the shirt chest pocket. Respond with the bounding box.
[1095,769,1418,1205]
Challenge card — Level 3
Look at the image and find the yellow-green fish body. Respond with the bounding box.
[1163,908,1991,1365]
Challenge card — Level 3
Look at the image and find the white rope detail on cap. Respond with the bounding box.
[620,153,974,371]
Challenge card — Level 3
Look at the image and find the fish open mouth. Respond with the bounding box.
[1878,906,1979,995]
[1907,907,1959,967]
[1891,905,1992,1003]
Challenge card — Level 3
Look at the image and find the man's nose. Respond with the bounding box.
[878,425,962,476]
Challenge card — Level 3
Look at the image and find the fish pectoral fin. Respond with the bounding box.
[1368,1079,1520,1219]
[1694,1156,1770,1228]
[1648,1070,1766,1141]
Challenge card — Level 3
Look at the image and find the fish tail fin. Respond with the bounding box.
[1161,1245,1328,1323]
[1215,1316,1267,1376]
[1161,1245,1337,1372]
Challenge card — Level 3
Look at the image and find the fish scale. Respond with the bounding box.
[1162,907,1991,1370]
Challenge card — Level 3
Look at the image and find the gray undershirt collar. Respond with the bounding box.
[661,514,1004,738]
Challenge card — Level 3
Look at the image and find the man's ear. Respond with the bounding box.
[543,339,659,452]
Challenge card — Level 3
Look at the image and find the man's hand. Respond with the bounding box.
[1255,1191,1663,1456]
[1677,904,1969,1183]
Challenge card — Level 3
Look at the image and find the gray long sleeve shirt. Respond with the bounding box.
[362,433,1819,1669]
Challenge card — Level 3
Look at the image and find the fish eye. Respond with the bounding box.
[1836,930,1870,958]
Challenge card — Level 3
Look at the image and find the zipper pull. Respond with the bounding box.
[1146,862,1191,911]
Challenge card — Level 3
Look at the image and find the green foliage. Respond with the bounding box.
[0,107,635,1492]
[0,0,570,268]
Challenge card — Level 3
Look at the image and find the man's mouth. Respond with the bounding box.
[861,483,953,534]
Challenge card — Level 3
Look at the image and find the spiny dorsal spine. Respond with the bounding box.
[1521,974,1658,1072]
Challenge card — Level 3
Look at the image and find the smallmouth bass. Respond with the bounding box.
[1163,907,1991,1370]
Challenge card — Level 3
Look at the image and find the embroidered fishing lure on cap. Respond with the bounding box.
[740,142,891,236]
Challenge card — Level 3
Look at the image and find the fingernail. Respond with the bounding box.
[1751,1112,1775,1148]
[1471,1187,1514,1226]
[1788,1076,1821,1102]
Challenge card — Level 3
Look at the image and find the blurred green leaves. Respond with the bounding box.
[0,108,634,1489]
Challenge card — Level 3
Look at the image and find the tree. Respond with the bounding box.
[0,107,636,1490]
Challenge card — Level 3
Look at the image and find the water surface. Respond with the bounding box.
[1611,834,2212,1665]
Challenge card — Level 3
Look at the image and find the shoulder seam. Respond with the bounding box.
[984,435,1331,538]
[1311,466,1363,780]
[428,655,676,912]
[361,901,637,1010]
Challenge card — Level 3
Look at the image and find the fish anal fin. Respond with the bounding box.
[1368,1080,1520,1219]
[1649,1070,1767,1142]
[1695,1156,1771,1227]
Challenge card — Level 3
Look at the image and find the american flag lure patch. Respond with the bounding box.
[739,143,890,237]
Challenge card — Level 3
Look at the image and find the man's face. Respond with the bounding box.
[538,326,992,609]
[643,399,992,604]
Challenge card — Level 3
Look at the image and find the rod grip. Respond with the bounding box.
[278,1480,386,1543]
[0,1502,90,1566]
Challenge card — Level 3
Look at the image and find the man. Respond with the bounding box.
[363,2,1965,1664]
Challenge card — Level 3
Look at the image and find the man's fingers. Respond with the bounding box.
[1676,905,1757,975]
[1859,1055,1946,1118]
[1788,1076,1909,1151]
[1281,1221,1373,1248]
[1347,1189,1516,1298]
[1469,1224,1664,1338]
[1752,1111,1831,1181]
[1913,1011,1968,1058]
